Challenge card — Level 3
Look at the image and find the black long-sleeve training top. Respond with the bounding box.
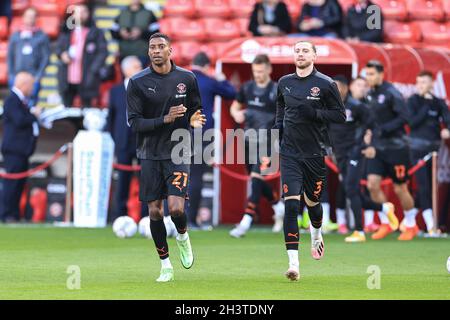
[127,61,202,160]
[275,68,346,158]
[366,81,408,149]
[329,94,374,157]
[407,93,450,143]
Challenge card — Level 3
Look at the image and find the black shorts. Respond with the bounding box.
[139,159,190,202]
[281,154,327,202]
[366,147,411,184]
[244,139,273,175]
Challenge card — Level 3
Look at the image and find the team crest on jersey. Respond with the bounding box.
[177,83,187,94]
[377,94,385,104]
[310,87,320,97]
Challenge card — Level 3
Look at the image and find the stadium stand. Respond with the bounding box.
[406,0,445,21]
[372,0,408,20]
[383,20,422,43]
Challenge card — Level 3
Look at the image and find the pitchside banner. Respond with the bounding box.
[73,130,114,228]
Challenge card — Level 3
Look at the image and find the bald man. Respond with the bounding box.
[106,56,143,220]
[1,72,42,223]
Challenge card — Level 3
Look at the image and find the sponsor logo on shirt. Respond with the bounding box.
[377,94,385,104]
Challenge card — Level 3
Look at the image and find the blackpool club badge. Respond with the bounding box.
[177,83,187,94]
[310,87,320,97]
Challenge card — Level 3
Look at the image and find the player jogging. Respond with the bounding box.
[275,41,346,281]
[127,33,206,282]
[229,54,285,238]
[329,75,395,243]
[364,60,417,241]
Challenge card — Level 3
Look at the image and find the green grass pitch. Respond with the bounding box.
[0,225,449,300]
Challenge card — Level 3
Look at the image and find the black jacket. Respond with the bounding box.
[249,1,292,36]
[106,82,136,155]
[1,91,38,158]
[342,2,383,42]
[127,62,202,160]
[366,81,408,149]
[296,0,342,36]
[407,93,450,150]
[275,68,346,158]
[329,95,373,158]
[56,26,108,101]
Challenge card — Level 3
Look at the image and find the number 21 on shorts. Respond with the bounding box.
[172,172,188,192]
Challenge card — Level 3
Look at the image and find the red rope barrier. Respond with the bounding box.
[0,145,67,180]
[212,163,281,181]
[324,153,432,186]
[112,163,141,172]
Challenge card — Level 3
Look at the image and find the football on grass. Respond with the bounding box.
[112,216,137,239]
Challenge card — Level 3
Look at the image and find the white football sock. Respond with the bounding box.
[403,208,418,228]
[378,211,390,224]
[287,250,299,268]
[176,232,188,241]
[382,203,392,214]
[348,208,355,229]
[422,209,434,232]
[322,202,330,225]
[310,224,322,241]
[240,214,253,230]
[161,257,172,269]
[336,208,346,225]
[364,210,374,226]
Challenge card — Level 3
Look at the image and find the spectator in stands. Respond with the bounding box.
[56,3,108,108]
[342,0,383,42]
[7,7,50,107]
[188,52,236,228]
[0,0,11,22]
[106,56,143,221]
[291,0,342,38]
[111,0,159,66]
[249,0,292,37]
[1,72,42,223]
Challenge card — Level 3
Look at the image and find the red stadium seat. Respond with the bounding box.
[338,0,356,12]
[10,16,62,40]
[202,18,240,42]
[383,20,421,43]
[443,0,450,16]
[0,17,8,40]
[285,0,304,22]
[30,0,59,16]
[407,0,445,21]
[233,18,251,37]
[163,0,196,18]
[0,61,7,85]
[37,16,61,40]
[229,0,256,18]
[417,21,450,45]
[170,42,184,65]
[0,41,7,62]
[162,18,206,42]
[195,0,232,19]
[372,0,408,20]
[175,41,219,65]
[12,0,29,15]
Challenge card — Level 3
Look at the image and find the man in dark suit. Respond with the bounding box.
[106,56,142,220]
[1,72,42,222]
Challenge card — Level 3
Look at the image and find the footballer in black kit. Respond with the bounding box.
[274,41,346,281]
[406,71,450,235]
[329,75,395,243]
[363,60,416,241]
[127,33,206,282]
[228,54,285,238]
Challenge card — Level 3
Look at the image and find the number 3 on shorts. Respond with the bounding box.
[394,165,406,180]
